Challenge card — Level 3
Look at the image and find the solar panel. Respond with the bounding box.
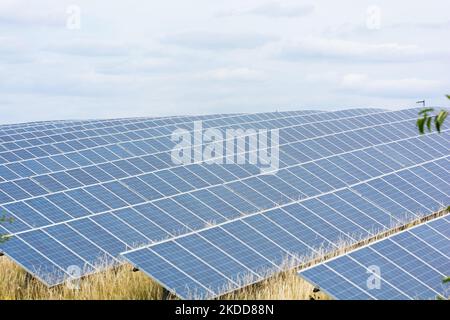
[122,157,449,299]
[0,108,448,299]
[1,110,328,279]
[298,215,450,300]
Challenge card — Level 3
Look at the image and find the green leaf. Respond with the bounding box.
[0,214,13,224]
[443,277,450,284]
[426,116,432,132]
[446,94,450,100]
[435,116,441,133]
[416,117,426,134]
[0,214,13,244]
[437,110,448,126]
[418,108,434,115]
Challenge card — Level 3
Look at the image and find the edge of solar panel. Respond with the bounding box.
[0,111,278,129]
[0,108,373,130]
[297,214,450,300]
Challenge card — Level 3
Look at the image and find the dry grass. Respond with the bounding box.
[0,257,325,300]
[222,270,328,300]
[0,258,165,300]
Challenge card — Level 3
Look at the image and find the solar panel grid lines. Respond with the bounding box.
[0,112,243,154]
[0,119,384,204]
[347,216,450,294]
[122,152,448,253]
[298,214,450,300]
[2,121,446,241]
[22,109,262,128]
[123,223,289,299]
[0,162,442,240]
[0,108,448,296]
[2,112,246,141]
[0,119,95,131]
[0,114,414,180]
[1,132,446,252]
[130,206,449,299]
[0,111,240,133]
[0,110,316,148]
[0,111,288,141]
[0,111,430,211]
[0,109,404,171]
[353,229,444,298]
[0,111,329,168]
[0,116,218,152]
[122,156,449,299]
[0,108,377,166]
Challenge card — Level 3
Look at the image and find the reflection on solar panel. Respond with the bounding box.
[0,108,449,299]
[298,215,450,300]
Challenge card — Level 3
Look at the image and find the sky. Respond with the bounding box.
[0,0,449,123]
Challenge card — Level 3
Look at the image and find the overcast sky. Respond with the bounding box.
[0,0,449,123]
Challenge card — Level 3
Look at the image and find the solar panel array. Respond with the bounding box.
[0,108,448,299]
[298,215,450,300]
[121,108,449,299]
[0,109,327,283]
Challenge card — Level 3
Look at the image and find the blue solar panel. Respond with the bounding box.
[298,215,450,300]
[0,108,448,299]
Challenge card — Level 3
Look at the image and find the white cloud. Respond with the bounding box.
[339,73,445,98]
[201,68,265,81]
[390,20,450,30]
[0,36,24,54]
[0,0,449,123]
[276,37,448,62]
[218,2,314,18]
[45,39,134,57]
[0,1,67,27]
[160,32,278,51]
[0,36,35,63]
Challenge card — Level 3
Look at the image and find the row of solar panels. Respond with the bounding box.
[0,112,233,132]
[0,111,431,198]
[1,112,443,240]
[0,110,367,165]
[0,109,389,161]
[0,107,448,300]
[1,109,379,136]
[0,113,239,150]
[0,109,413,225]
[0,110,309,141]
[299,214,450,300]
[0,111,332,169]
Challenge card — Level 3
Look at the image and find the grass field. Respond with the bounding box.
[0,256,326,300]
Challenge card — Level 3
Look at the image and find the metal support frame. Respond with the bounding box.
[162,288,171,300]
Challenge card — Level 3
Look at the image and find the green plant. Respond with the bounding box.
[436,277,450,300]
[416,100,449,300]
[416,95,449,134]
[0,215,13,244]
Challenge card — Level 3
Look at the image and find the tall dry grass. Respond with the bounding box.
[0,257,165,300]
[0,256,325,300]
